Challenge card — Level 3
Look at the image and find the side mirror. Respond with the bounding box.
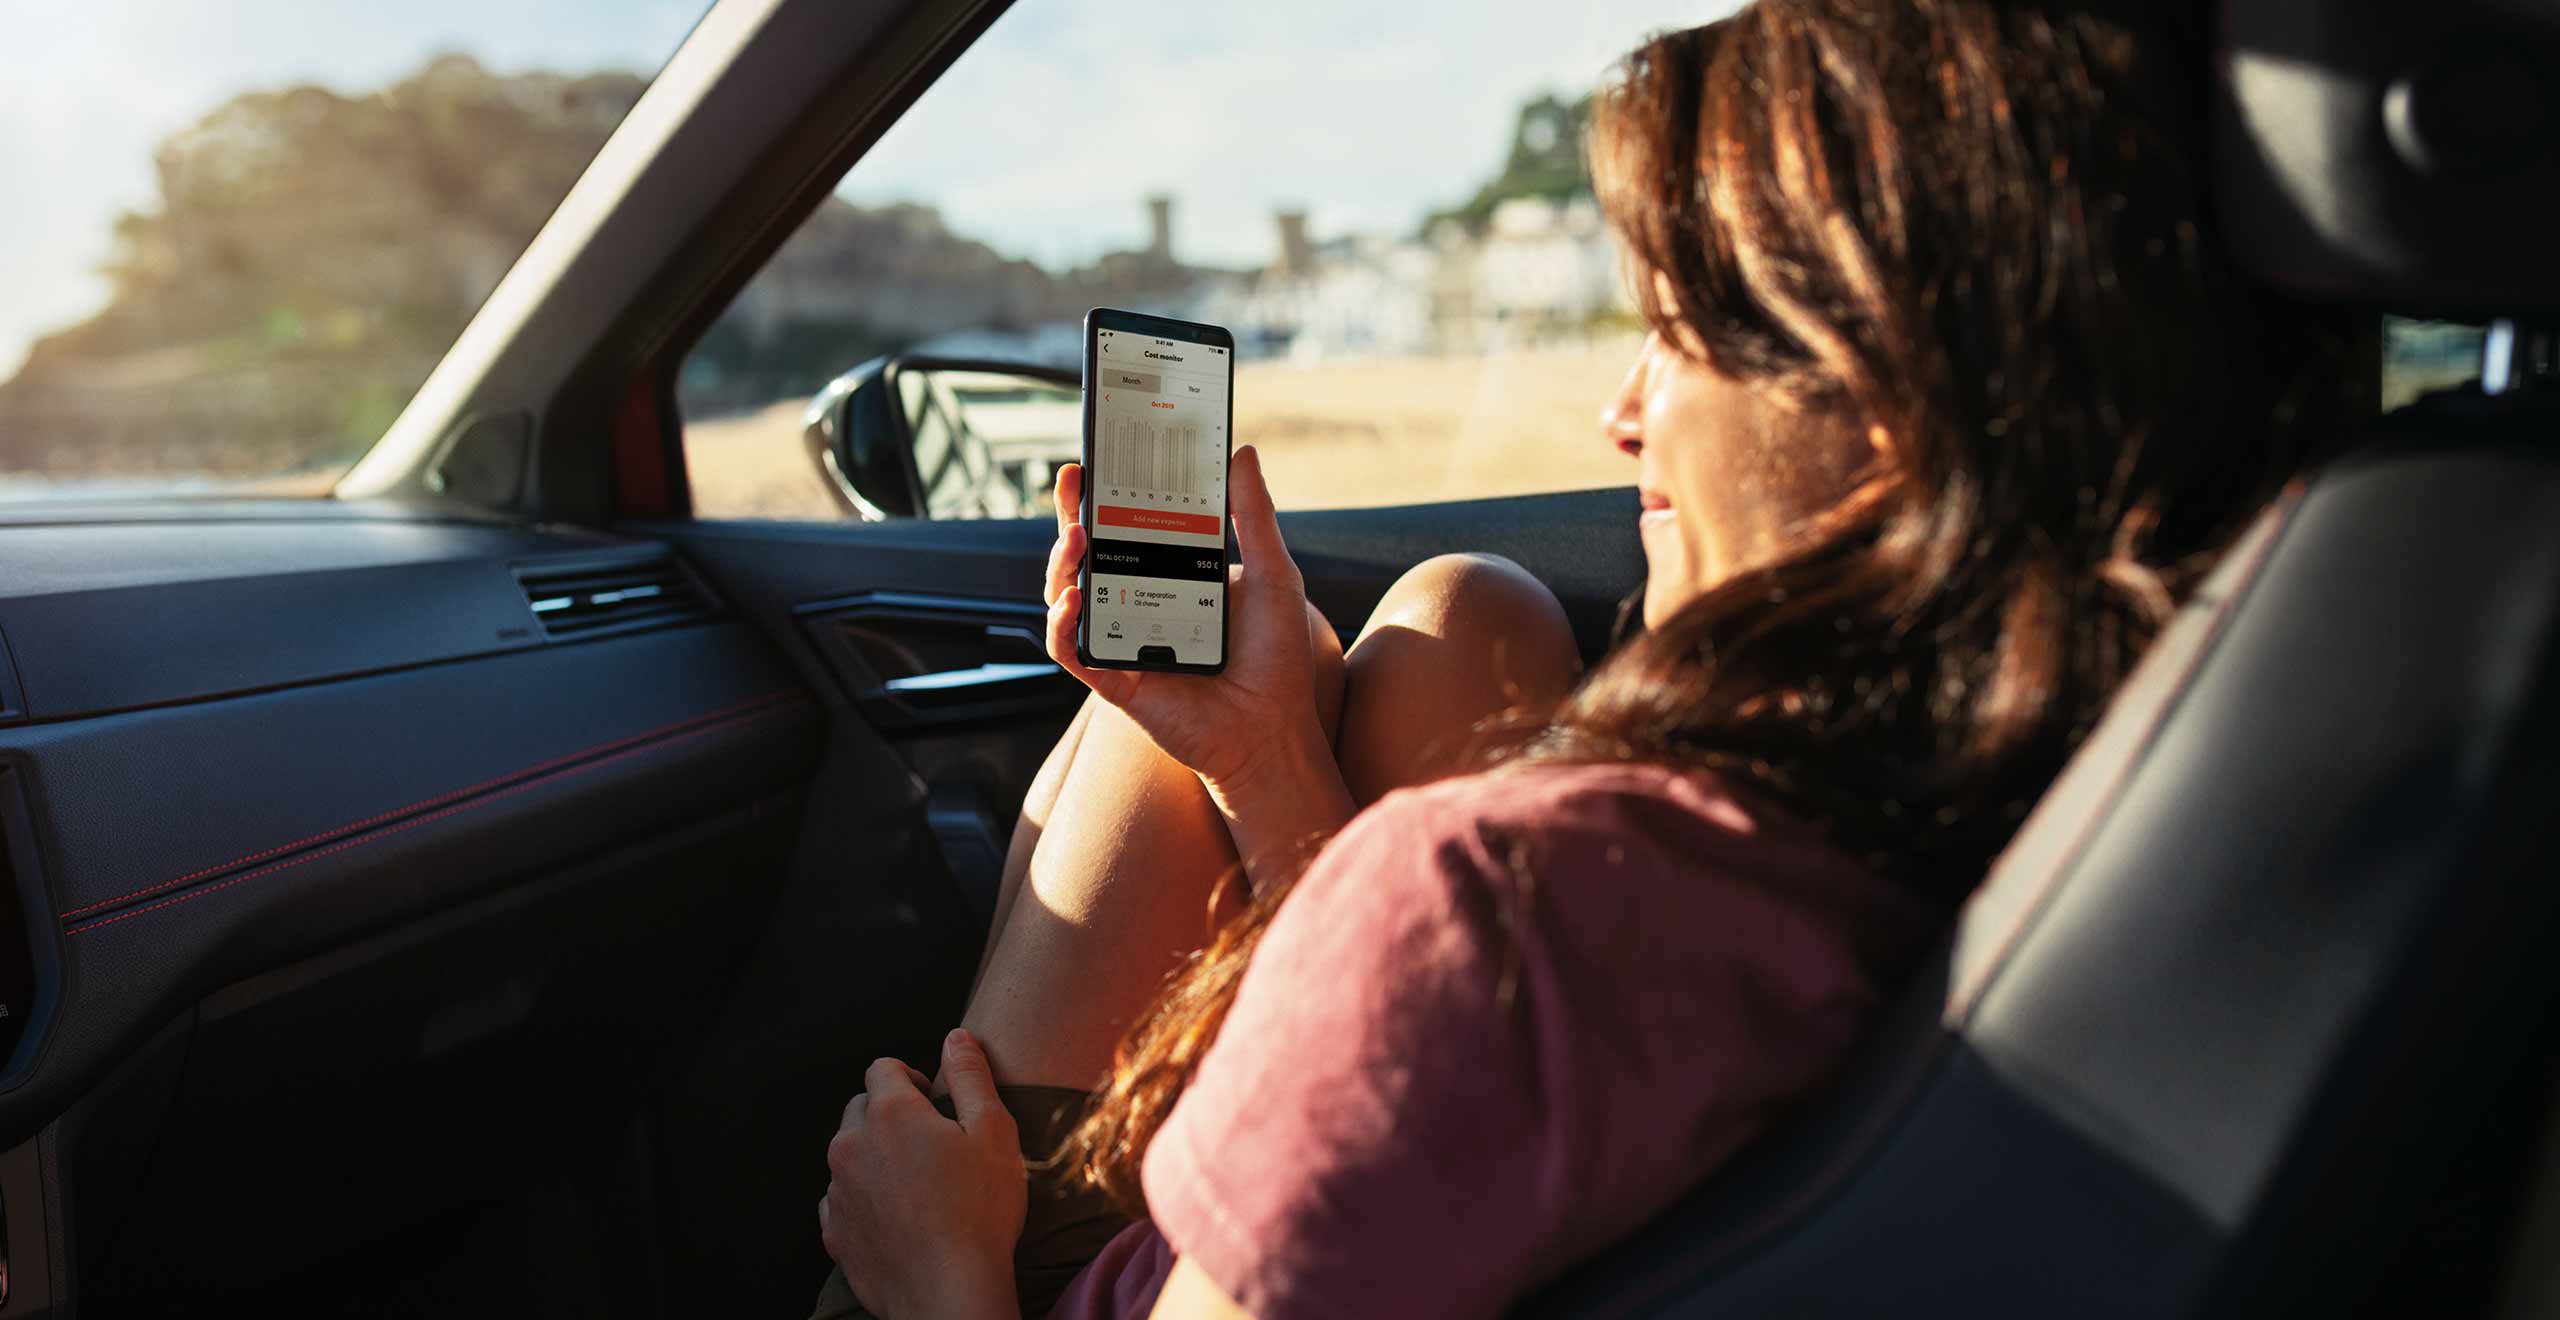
[801,355,1081,521]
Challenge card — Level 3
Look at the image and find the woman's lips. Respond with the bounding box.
[1638,488,1677,527]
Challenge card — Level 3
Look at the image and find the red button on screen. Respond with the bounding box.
[1095,504,1222,536]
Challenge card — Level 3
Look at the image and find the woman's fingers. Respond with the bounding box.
[865,1056,923,1102]
[1045,578,1133,703]
[1227,446,1298,588]
[1044,463,1085,608]
[1045,570,1082,667]
[940,1029,1014,1142]
[1043,521,1085,608]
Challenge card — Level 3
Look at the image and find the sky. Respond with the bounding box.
[841,0,1742,272]
[0,0,1737,378]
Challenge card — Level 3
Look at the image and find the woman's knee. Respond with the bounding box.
[1334,553,1581,800]
[1354,553,1580,688]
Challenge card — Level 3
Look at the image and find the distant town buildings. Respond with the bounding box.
[690,89,1627,406]
[1196,195,1624,363]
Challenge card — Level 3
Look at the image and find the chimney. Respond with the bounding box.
[1273,208,1313,279]
[1146,194,1174,262]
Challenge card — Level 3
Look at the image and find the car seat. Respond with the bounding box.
[1518,2,2560,1314]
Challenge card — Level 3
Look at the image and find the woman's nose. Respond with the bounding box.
[1601,344,1650,456]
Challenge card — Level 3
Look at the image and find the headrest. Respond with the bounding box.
[2215,0,2560,313]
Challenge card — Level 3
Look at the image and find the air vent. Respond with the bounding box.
[513,552,717,641]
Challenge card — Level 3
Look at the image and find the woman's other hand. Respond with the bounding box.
[819,1030,1024,1320]
[1044,446,1354,860]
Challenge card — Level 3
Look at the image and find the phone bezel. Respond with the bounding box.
[1075,306,1237,676]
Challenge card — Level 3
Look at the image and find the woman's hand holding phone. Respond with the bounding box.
[1045,446,1356,879]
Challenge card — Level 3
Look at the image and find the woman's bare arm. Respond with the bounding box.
[1147,1259,1254,1320]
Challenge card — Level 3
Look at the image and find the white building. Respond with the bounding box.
[1468,197,1623,345]
[1207,198,1625,362]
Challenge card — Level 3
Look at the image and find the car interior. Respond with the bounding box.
[0,0,2553,1316]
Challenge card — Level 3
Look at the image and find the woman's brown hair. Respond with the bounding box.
[1063,0,2364,1214]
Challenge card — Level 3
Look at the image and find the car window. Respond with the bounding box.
[0,1,707,502]
[682,0,1735,521]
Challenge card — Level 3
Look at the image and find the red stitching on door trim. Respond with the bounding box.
[61,691,803,928]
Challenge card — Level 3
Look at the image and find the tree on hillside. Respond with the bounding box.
[1426,93,1593,236]
[0,54,654,477]
[31,55,645,375]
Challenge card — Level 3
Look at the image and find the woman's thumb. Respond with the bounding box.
[1228,445,1292,574]
[941,1028,1005,1134]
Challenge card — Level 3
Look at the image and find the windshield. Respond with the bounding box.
[0,1,708,502]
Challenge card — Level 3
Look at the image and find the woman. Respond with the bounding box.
[816,2,2358,1316]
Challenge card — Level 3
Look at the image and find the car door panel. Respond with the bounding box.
[651,484,1646,667]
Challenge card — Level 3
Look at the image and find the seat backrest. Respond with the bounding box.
[1520,424,2560,1317]
[1519,1,2560,1308]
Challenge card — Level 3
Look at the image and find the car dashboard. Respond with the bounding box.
[0,499,828,1311]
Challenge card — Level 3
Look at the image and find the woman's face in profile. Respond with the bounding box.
[1602,328,1872,630]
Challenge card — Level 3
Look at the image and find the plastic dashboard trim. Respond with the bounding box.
[61,690,805,935]
[59,690,798,924]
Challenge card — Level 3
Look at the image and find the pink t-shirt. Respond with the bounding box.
[1046,762,1934,1320]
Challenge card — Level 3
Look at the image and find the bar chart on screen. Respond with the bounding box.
[1097,414,1218,503]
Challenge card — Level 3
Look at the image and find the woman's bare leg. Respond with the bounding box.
[960,559,1580,1090]
[972,701,1093,993]
[959,603,1344,1089]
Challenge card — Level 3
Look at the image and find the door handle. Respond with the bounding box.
[798,593,1083,729]
[880,661,1061,693]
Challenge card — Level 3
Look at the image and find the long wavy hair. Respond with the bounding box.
[1062,0,2365,1215]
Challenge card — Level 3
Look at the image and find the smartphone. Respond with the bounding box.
[1076,307,1236,674]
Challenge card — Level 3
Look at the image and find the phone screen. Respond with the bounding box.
[1081,311,1234,671]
